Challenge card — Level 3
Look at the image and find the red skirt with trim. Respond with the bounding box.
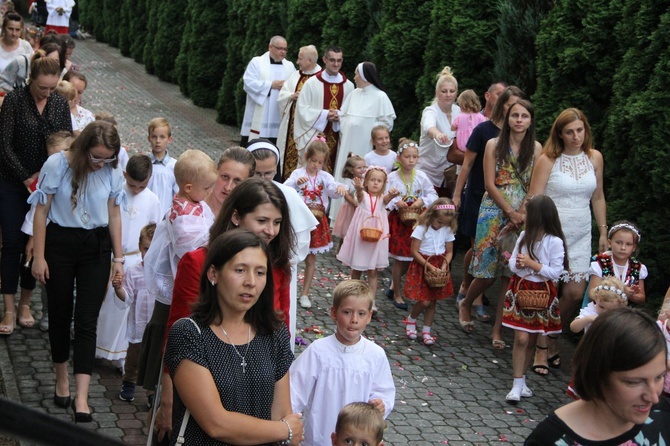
[404,254,454,302]
[502,275,562,334]
[388,210,413,258]
[309,214,332,251]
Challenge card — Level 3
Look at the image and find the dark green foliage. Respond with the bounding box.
[142,0,160,75]
[216,0,248,125]
[321,0,380,75]
[533,0,624,142]
[151,0,188,83]
[369,0,433,141]
[79,0,103,38]
[415,1,452,107]
[118,0,131,56]
[286,0,326,53]
[102,0,121,46]
[493,0,552,98]
[603,2,670,306]
[174,1,194,96]
[129,0,148,63]
[185,0,230,107]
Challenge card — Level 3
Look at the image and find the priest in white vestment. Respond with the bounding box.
[276,45,322,179]
[240,36,296,145]
[330,62,395,221]
[293,46,354,173]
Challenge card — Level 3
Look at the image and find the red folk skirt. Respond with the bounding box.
[404,254,454,302]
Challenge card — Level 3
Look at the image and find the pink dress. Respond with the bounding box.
[332,179,357,238]
[452,112,487,152]
[336,192,389,271]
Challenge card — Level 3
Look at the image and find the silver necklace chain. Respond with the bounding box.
[220,325,251,374]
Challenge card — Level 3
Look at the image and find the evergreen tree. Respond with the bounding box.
[493,0,552,98]
[533,0,625,141]
[286,0,326,52]
[174,0,194,96]
[152,0,188,83]
[186,0,230,107]
[369,0,434,140]
[118,0,132,56]
[321,0,380,74]
[216,0,248,125]
[102,0,121,46]
[79,0,102,38]
[129,0,149,63]
[142,0,160,75]
[603,2,670,304]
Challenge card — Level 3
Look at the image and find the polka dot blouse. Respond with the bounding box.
[0,86,72,184]
[165,318,294,446]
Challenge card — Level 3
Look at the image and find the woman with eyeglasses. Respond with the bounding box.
[0,50,71,337]
[31,120,124,423]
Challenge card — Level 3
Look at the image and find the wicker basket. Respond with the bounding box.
[360,216,383,242]
[515,277,551,311]
[398,197,421,227]
[307,203,325,219]
[423,255,449,288]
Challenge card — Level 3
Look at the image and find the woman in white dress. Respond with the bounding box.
[417,66,461,196]
[527,108,607,374]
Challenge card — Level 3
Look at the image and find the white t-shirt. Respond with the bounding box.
[0,39,34,73]
[364,150,397,175]
[410,224,455,256]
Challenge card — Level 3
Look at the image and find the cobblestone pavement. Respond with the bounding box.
[0,39,577,445]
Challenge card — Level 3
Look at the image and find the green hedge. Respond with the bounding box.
[118,0,131,56]
[151,0,188,83]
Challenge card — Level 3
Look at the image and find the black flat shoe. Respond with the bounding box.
[53,393,71,408]
[392,300,408,310]
[71,399,92,423]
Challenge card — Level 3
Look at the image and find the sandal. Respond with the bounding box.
[422,332,435,346]
[531,364,549,376]
[18,304,35,328]
[0,311,16,336]
[491,339,506,349]
[459,319,475,333]
[548,354,561,368]
[403,319,417,340]
[474,305,490,322]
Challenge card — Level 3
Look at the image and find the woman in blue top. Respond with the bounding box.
[31,121,125,422]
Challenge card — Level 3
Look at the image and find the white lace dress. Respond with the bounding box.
[544,152,596,282]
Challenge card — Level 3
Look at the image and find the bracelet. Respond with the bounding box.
[112,257,125,264]
[278,419,292,445]
[598,224,607,228]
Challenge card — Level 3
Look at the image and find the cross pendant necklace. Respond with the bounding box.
[221,324,251,374]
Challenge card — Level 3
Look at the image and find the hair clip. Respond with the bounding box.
[608,223,641,242]
[592,285,627,302]
[315,136,326,143]
[435,204,455,210]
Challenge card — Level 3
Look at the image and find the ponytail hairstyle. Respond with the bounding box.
[29,49,61,81]
[341,153,364,179]
[519,195,569,271]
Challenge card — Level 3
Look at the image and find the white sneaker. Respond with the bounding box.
[299,296,312,308]
[521,385,533,398]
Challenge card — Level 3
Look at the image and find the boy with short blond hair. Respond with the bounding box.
[332,402,385,446]
[146,117,178,214]
[290,280,395,446]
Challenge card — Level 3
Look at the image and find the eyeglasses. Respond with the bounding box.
[254,171,276,180]
[89,152,117,164]
[271,45,288,52]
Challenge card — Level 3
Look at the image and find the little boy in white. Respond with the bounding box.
[95,155,162,368]
[290,280,395,446]
[146,117,179,215]
[112,223,157,402]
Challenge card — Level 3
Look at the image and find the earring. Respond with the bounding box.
[211,280,216,286]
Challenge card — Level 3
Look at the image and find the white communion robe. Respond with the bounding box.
[276,65,322,166]
[95,185,162,361]
[330,84,395,222]
[293,72,354,158]
[241,52,296,139]
[289,335,396,446]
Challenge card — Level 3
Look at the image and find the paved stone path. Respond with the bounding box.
[0,39,578,445]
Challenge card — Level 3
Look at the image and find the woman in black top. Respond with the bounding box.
[0,50,71,335]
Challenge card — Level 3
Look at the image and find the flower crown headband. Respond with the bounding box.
[364,165,387,176]
[592,285,627,302]
[608,223,641,242]
[397,141,418,154]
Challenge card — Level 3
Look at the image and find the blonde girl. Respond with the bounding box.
[588,221,647,304]
[403,198,457,345]
[566,277,627,400]
[385,138,438,310]
[451,89,486,153]
[501,195,568,402]
[364,125,397,174]
[332,154,365,245]
[337,166,392,305]
[285,136,345,309]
